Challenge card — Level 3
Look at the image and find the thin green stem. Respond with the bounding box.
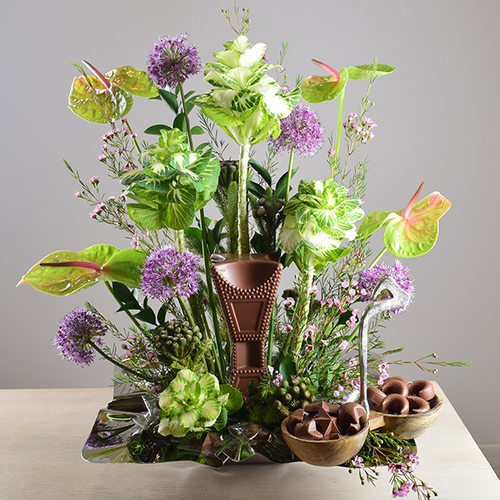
[332,87,345,179]
[369,247,387,269]
[267,304,276,366]
[121,120,142,154]
[238,143,251,255]
[178,82,195,151]
[88,339,149,381]
[285,147,295,204]
[199,209,226,381]
[104,281,142,329]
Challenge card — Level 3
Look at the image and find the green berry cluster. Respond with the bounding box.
[150,321,203,364]
[249,375,317,426]
[252,195,285,219]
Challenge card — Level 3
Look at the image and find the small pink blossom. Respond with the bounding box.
[284,297,295,307]
[339,340,348,351]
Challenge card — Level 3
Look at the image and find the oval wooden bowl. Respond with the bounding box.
[369,394,443,440]
[281,416,369,467]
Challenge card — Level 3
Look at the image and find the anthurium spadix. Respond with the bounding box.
[357,182,452,258]
[69,61,159,123]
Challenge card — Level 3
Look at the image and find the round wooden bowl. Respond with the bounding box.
[369,394,443,439]
[281,416,369,467]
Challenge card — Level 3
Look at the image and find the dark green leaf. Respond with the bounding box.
[157,304,167,326]
[214,406,228,431]
[117,301,142,312]
[276,166,299,199]
[173,113,186,131]
[213,219,225,244]
[190,126,205,135]
[158,89,179,113]
[249,158,272,186]
[143,124,172,135]
[112,282,137,303]
[250,232,265,253]
[279,354,296,381]
[248,181,266,198]
[134,306,157,325]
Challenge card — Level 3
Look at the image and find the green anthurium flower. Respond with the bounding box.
[279,179,364,269]
[68,61,158,123]
[17,245,146,295]
[158,369,243,438]
[196,35,301,146]
[357,182,451,258]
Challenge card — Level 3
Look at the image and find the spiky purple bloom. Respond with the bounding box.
[357,260,415,314]
[147,34,201,89]
[268,104,324,157]
[53,308,107,366]
[140,246,199,300]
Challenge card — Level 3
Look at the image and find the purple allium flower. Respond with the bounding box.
[268,104,324,157]
[140,246,199,300]
[357,260,415,314]
[147,34,202,89]
[53,308,107,366]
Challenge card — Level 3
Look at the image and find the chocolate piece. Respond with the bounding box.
[382,377,409,397]
[304,402,321,413]
[337,402,366,434]
[314,417,333,438]
[287,409,305,433]
[407,395,431,414]
[408,380,435,401]
[316,400,331,419]
[346,422,362,436]
[326,432,342,440]
[294,419,323,441]
[326,403,340,415]
[380,393,410,415]
[367,386,386,405]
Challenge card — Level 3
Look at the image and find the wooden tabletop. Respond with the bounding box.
[0,383,499,499]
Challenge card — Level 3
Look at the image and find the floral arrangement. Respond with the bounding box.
[18,5,467,498]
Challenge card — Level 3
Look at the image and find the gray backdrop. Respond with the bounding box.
[2,0,499,458]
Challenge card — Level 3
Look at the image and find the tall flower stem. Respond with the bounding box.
[121,119,142,155]
[104,282,142,330]
[178,81,225,381]
[369,247,387,269]
[284,146,295,203]
[238,143,251,255]
[331,87,345,179]
[267,305,276,366]
[178,82,195,151]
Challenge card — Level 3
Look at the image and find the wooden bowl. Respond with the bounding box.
[369,394,443,439]
[281,416,369,467]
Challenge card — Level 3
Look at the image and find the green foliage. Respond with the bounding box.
[121,129,221,231]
